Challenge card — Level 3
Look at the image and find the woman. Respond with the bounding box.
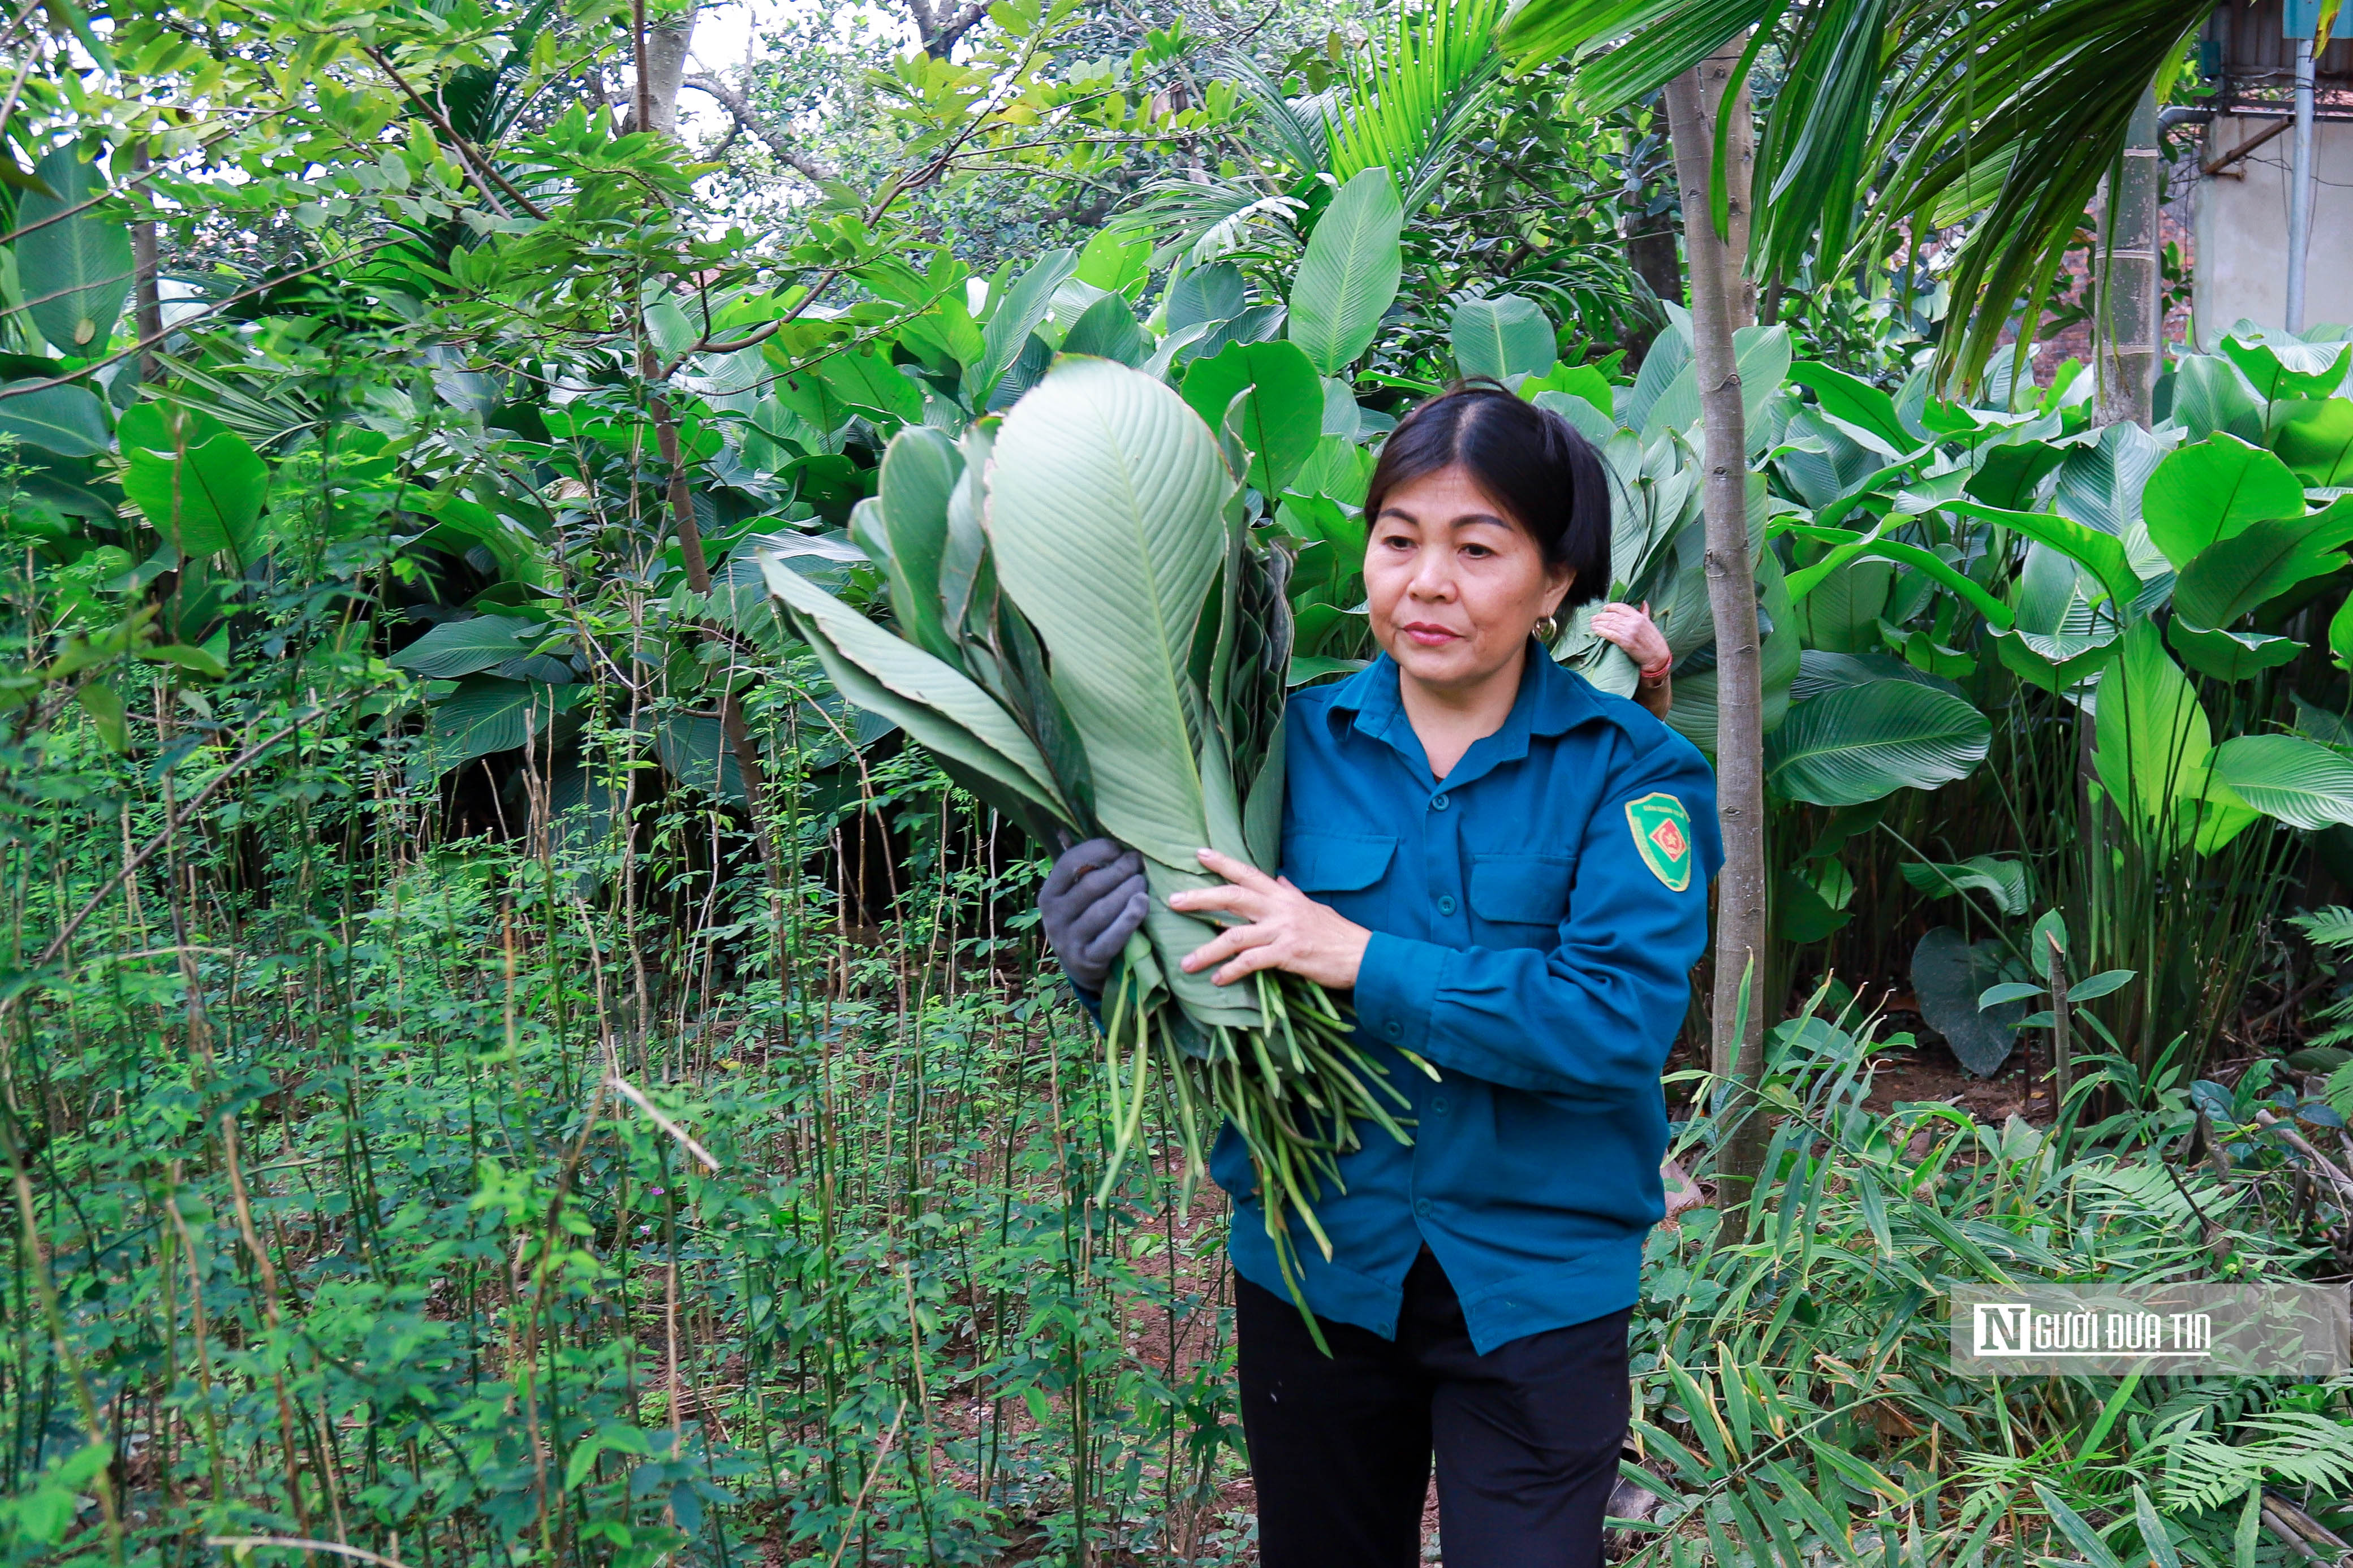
[1037,385,1720,1568]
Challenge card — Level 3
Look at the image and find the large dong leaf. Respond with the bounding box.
[390,614,537,679]
[1899,854,2031,915]
[820,344,924,424]
[118,403,269,563]
[0,381,110,456]
[970,248,1078,405]
[2167,620,2302,682]
[2209,735,2353,831]
[1450,293,1555,382]
[2053,420,2167,537]
[1946,499,2143,614]
[761,552,1074,827]
[1911,926,2026,1077]
[2173,498,2353,628]
[421,676,566,777]
[1619,324,1690,436]
[983,356,1257,1026]
[1166,263,1247,336]
[653,714,747,805]
[1062,292,1150,366]
[1788,361,1913,454]
[1180,339,1322,496]
[2170,354,2264,443]
[859,427,963,664]
[2140,433,2305,569]
[2092,621,2212,848]
[1765,678,1991,805]
[1286,167,1404,377]
[986,356,1235,866]
[14,150,132,352]
[1640,324,1792,456]
[2277,399,2353,487]
[1074,226,1150,297]
[2222,336,2352,404]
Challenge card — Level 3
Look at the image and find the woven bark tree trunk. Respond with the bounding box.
[2095,87,2161,429]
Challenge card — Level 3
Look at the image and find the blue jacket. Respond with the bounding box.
[1210,646,1722,1354]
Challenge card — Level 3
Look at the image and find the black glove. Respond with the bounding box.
[1038,837,1148,995]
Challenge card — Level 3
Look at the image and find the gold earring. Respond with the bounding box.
[1534,614,1559,642]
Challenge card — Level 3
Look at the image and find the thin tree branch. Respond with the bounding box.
[16,714,317,995]
[360,44,551,222]
[0,243,397,401]
[679,74,838,183]
[0,41,41,145]
[682,73,837,182]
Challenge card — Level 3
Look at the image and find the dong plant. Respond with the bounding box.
[764,355,1420,1318]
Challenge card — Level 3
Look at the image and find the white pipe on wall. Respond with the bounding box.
[2287,34,2316,333]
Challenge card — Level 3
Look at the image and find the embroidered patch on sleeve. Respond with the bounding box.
[1626,792,1693,891]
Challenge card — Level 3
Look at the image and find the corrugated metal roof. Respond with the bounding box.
[2207,0,2353,114]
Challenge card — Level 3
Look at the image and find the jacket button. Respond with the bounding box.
[1413,1198,1432,1217]
[1436,893,1457,915]
[1385,1020,1403,1040]
[1431,1096,1448,1115]
[1432,793,1450,811]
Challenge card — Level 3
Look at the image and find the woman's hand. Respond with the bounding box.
[1589,599,1670,677]
[1166,848,1372,990]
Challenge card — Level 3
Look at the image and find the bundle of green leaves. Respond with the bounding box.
[764,355,1420,1308]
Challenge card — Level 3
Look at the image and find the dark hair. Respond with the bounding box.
[1361,379,1610,611]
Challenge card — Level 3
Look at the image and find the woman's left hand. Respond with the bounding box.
[1166,848,1372,989]
[1589,600,1670,675]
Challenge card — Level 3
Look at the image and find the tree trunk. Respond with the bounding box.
[1691,50,1756,331]
[645,368,779,883]
[906,0,991,58]
[131,143,162,383]
[628,0,695,136]
[630,12,775,879]
[2095,87,2161,428]
[1665,46,1768,1224]
[1622,215,1680,363]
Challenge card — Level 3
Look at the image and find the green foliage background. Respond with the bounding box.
[7,0,2353,1563]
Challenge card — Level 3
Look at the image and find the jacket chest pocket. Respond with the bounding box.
[1468,852,1576,944]
[1282,832,1397,930]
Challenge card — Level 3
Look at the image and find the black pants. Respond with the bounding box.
[1235,1249,1630,1568]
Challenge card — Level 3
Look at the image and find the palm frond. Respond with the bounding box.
[2291,906,2353,950]
[1867,0,2209,390]
[1213,50,1333,174]
[1506,0,2210,393]
[144,351,325,452]
[1749,0,1891,280]
[1503,0,1774,114]
[1328,0,1510,213]
[1123,175,1302,270]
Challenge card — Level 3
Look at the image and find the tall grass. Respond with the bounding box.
[0,617,1247,1564]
